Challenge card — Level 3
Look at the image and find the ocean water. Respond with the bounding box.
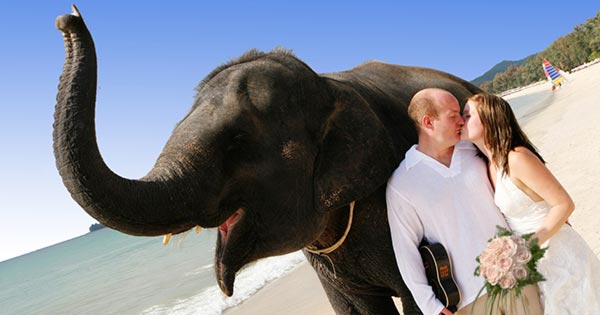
[505,86,554,125]
[0,228,305,315]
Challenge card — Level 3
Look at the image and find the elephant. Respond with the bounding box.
[53,6,482,315]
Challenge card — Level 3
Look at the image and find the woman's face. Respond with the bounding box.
[461,100,485,142]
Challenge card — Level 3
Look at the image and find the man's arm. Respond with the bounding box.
[386,185,445,315]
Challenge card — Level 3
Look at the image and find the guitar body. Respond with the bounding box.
[419,242,461,312]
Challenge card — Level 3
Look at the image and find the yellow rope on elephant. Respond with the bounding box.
[304,201,355,255]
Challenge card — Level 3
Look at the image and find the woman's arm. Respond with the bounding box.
[508,147,574,245]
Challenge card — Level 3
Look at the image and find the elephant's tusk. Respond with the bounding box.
[196,225,203,234]
[71,4,81,17]
[163,233,172,245]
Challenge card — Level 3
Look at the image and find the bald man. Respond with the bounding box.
[386,88,542,315]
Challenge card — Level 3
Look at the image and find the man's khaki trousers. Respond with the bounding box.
[454,285,543,315]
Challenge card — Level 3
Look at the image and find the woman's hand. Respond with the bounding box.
[439,307,454,315]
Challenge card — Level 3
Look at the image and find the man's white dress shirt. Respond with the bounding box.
[386,142,508,315]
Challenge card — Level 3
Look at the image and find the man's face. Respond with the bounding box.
[461,100,484,142]
[430,97,464,146]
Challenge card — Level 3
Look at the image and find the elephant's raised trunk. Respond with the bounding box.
[53,6,198,236]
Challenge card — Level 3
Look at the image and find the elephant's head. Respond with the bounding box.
[54,6,395,295]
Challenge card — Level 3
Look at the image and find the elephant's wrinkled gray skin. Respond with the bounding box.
[53,7,481,315]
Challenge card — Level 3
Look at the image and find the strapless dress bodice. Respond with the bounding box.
[494,170,549,235]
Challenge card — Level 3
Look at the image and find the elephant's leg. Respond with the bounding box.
[318,278,400,315]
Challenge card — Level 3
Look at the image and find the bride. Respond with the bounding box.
[460,92,600,314]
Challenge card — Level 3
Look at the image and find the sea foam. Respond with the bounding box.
[141,251,306,315]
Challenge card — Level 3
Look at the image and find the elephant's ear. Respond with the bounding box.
[314,81,397,211]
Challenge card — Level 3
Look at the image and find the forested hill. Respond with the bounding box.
[472,11,600,94]
[471,57,532,86]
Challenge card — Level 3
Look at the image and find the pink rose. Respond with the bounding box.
[512,235,528,248]
[515,248,532,264]
[485,265,502,285]
[499,237,518,258]
[480,249,497,266]
[497,257,513,272]
[480,265,488,278]
[487,238,503,253]
[512,265,529,280]
[498,273,517,289]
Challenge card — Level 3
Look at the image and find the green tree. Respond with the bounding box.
[477,11,600,93]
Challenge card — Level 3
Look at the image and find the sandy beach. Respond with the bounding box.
[226,62,600,315]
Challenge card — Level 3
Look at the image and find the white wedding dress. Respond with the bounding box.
[494,169,600,314]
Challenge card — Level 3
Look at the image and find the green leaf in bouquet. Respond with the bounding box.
[521,232,535,241]
[495,225,512,237]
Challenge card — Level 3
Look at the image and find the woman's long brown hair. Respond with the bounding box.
[469,93,545,176]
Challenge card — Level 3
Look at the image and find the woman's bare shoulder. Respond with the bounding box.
[508,147,544,174]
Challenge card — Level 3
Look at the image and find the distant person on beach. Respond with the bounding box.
[386,88,543,315]
[461,92,600,314]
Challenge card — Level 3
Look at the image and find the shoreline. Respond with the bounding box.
[225,262,334,314]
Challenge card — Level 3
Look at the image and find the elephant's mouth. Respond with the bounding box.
[219,209,242,240]
[215,208,248,296]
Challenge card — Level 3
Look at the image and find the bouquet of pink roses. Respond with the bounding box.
[473,226,546,312]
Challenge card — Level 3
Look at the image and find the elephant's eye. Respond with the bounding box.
[223,131,260,173]
[232,133,248,143]
[225,131,256,158]
[228,132,249,150]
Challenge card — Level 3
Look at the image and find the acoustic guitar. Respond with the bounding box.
[419,241,461,312]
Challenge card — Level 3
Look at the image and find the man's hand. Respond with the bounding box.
[439,307,454,315]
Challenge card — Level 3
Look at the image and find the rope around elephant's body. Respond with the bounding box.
[304,201,355,255]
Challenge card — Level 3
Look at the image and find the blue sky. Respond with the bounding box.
[1,0,598,262]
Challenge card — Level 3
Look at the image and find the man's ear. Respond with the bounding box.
[422,115,434,130]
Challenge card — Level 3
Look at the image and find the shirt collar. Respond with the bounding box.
[404,145,421,170]
[404,141,473,171]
